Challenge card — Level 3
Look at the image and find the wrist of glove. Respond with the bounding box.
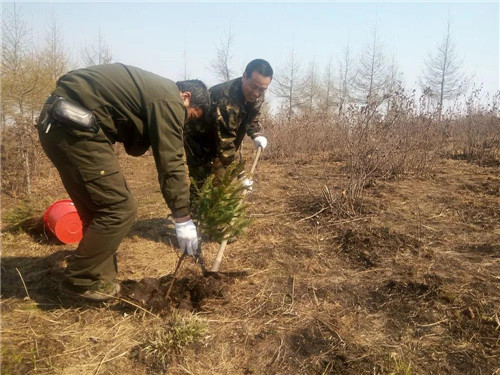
[252,136,268,150]
[174,219,198,256]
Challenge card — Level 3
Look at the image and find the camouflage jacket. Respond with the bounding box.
[184,77,264,167]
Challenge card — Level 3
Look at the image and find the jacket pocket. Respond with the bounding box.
[78,162,129,206]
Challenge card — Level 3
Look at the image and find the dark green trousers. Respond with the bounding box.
[38,102,137,287]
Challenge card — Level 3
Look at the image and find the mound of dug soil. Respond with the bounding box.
[121,269,232,313]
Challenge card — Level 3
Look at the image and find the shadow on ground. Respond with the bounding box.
[1,251,231,315]
[4,216,178,247]
[128,217,177,244]
[1,250,72,308]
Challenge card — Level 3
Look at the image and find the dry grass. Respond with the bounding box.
[2,139,499,374]
[133,312,207,373]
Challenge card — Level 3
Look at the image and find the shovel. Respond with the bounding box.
[164,252,186,300]
[195,244,249,278]
[210,146,263,272]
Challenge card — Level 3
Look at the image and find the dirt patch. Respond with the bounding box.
[121,269,232,314]
[289,324,334,358]
[336,226,421,269]
[454,200,500,230]
[284,321,372,375]
[459,179,500,197]
[444,297,500,374]
[364,275,445,334]
[458,243,500,257]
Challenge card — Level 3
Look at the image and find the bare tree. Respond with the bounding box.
[419,18,469,117]
[320,57,337,116]
[1,5,53,195]
[385,53,403,114]
[1,3,31,76]
[209,22,235,82]
[272,46,302,121]
[1,5,48,120]
[81,28,113,67]
[298,59,321,114]
[42,13,70,81]
[353,25,388,108]
[337,39,355,115]
[385,54,401,94]
[181,39,190,80]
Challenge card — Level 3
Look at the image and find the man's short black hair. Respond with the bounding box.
[176,79,210,114]
[244,59,273,79]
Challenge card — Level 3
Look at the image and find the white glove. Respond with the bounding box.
[174,219,198,256]
[241,177,253,192]
[252,136,268,150]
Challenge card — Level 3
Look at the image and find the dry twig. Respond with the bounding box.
[16,267,31,300]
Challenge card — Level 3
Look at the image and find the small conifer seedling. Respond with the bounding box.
[191,162,252,243]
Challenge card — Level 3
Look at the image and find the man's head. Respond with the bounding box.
[242,59,273,103]
[176,80,210,120]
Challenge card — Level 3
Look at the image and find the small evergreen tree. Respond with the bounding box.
[191,162,252,243]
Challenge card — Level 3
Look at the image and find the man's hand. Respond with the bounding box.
[174,219,198,256]
[252,136,268,150]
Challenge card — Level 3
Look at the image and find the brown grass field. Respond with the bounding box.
[1,142,499,374]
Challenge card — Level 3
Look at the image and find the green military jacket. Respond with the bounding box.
[53,63,190,218]
[184,77,264,168]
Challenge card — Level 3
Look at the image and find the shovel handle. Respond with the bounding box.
[165,252,186,300]
[249,146,262,175]
[210,146,263,272]
[210,239,228,272]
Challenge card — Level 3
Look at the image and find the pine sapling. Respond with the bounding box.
[191,162,252,243]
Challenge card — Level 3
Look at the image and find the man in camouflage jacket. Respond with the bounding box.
[184,59,273,192]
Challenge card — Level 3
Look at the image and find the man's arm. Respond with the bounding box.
[214,105,240,167]
[148,99,190,218]
[246,98,264,139]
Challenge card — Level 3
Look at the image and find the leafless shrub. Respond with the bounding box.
[263,113,348,163]
[1,116,47,197]
[265,88,456,216]
[446,89,500,166]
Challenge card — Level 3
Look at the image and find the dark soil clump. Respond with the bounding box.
[122,269,231,313]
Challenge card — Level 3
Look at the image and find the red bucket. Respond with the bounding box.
[43,199,83,244]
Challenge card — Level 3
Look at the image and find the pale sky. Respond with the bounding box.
[3,1,499,103]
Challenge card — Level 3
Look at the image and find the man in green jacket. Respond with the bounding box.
[184,59,273,192]
[37,63,210,301]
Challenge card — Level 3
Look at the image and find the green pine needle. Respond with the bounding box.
[191,162,252,242]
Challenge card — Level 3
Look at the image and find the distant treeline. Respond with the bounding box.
[1,6,498,200]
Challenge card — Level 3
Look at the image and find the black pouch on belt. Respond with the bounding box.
[49,97,99,133]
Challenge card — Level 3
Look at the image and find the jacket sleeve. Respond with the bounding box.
[246,98,264,139]
[148,99,190,218]
[214,105,239,167]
